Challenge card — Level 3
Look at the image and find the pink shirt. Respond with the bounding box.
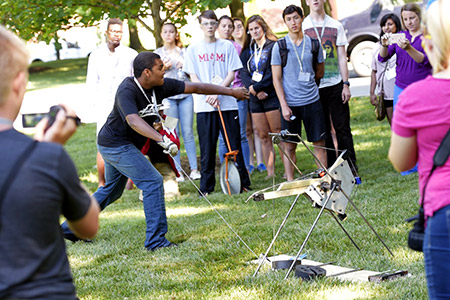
[393,76,450,218]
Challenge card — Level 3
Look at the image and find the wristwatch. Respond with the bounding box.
[343,81,350,87]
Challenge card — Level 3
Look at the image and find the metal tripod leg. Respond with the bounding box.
[253,193,302,277]
[274,138,303,176]
[284,183,338,279]
[327,211,361,251]
[340,189,394,257]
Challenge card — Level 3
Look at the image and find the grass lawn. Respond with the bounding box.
[31,59,426,299]
[64,102,425,300]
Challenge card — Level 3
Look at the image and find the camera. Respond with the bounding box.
[22,105,63,129]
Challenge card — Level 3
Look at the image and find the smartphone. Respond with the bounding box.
[22,113,47,128]
[388,33,406,45]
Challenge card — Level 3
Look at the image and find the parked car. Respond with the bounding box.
[27,39,95,63]
[340,0,425,77]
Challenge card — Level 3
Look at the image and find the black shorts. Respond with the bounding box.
[384,99,393,108]
[250,96,280,113]
[281,100,327,143]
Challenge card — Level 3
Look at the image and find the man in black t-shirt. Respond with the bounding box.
[0,26,100,299]
[62,52,249,251]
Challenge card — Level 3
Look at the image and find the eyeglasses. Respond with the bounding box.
[201,21,218,27]
[108,30,123,35]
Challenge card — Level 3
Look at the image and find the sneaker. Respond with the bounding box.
[190,170,201,180]
[64,233,92,243]
[248,165,255,174]
[176,173,185,182]
[257,163,267,172]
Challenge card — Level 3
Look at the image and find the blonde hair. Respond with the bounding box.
[0,26,29,104]
[423,0,450,74]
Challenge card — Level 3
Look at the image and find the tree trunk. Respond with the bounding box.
[128,18,146,51]
[301,0,310,17]
[229,0,245,20]
[151,0,163,48]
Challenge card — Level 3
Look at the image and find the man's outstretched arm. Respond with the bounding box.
[184,82,249,101]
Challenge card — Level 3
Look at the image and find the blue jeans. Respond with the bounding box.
[424,205,450,299]
[61,143,170,250]
[164,95,198,171]
[393,84,404,110]
[218,99,250,168]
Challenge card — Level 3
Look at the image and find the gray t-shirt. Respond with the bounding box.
[271,35,323,107]
[0,129,91,300]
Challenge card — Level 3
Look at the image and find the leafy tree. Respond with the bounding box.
[0,0,249,50]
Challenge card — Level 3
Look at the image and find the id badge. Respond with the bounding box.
[323,49,327,60]
[211,75,223,85]
[298,71,311,82]
[385,67,396,80]
[252,72,263,82]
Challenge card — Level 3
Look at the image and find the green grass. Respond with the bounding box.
[29,59,425,299]
[62,99,425,299]
[28,58,88,91]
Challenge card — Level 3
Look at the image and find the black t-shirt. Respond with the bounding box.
[0,129,91,300]
[97,77,185,149]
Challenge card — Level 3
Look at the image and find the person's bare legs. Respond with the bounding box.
[386,106,393,127]
[313,139,327,169]
[252,110,281,177]
[282,142,297,181]
[97,151,105,187]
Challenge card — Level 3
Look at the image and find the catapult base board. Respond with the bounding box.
[251,255,408,283]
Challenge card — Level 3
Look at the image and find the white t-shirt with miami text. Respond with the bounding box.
[183,38,242,112]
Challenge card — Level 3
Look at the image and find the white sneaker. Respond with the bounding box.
[176,173,185,182]
[190,170,201,180]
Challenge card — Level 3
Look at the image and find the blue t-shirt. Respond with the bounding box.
[271,35,323,107]
[98,77,185,148]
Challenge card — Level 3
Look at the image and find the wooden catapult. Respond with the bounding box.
[249,131,394,279]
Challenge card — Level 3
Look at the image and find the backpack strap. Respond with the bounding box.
[311,38,320,71]
[278,37,288,68]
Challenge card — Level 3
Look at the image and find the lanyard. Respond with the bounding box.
[253,42,264,72]
[310,16,327,52]
[134,77,157,111]
[286,35,306,72]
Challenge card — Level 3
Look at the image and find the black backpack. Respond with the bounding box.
[278,36,320,72]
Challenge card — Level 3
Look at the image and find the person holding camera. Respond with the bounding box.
[0,26,100,299]
[61,51,249,251]
[378,3,432,109]
[380,3,432,176]
[369,13,402,125]
[389,1,450,298]
[272,5,326,182]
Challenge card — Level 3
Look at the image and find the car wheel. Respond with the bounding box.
[350,41,376,77]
